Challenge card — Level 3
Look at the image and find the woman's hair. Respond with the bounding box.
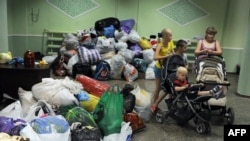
[205,26,217,35]
[176,66,188,75]
[176,39,187,49]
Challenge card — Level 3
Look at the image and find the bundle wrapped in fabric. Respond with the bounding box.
[76,74,110,98]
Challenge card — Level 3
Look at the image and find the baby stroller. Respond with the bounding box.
[155,54,212,134]
[193,55,234,125]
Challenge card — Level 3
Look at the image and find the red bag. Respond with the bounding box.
[123,112,146,134]
[76,74,110,97]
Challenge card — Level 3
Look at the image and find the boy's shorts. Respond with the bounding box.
[154,66,162,78]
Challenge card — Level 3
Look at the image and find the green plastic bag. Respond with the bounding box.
[92,84,124,136]
[65,106,97,128]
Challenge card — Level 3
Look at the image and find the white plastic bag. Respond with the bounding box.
[0,100,23,119]
[110,54,126,79]
[20,116,71,141]
[130,84,151,108]
[134,105,152,122]
[119,122,132,141]
[20,124,41,141]
[103,122,132,141]
[142,49,154,64]
[18,87,37,116]
[128,30,140,44]
[63,54,79,75]
[123,63,138,82]
[118,48,135,63]
[24,100,56,122]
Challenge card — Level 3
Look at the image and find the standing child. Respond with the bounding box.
[151,39,188,113]
[175,39,189,69]
[151,28,175,113]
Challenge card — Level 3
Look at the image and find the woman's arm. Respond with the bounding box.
[210,40,222,55]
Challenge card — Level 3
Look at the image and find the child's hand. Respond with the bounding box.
[183,84,189,89]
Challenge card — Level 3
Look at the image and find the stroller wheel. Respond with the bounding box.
[204,122,211,133]
[226,107,235,125]
[193,116,198,124]
[196,122,210,134]
[155,110,167,123]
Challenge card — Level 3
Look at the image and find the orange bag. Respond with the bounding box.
[76,74,110,97]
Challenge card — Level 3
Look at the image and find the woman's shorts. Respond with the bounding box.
[154,66,162,78]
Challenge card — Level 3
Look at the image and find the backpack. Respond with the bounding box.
[94,60,111,81]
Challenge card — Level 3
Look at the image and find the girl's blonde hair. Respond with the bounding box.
[176,66,188,75]
[161,28,172,37]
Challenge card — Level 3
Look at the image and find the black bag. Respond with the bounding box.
[72,63,92,78]
[94,17,120,37]
[121,84,136,113]
[71,122,101,141]
[123,93,136,113]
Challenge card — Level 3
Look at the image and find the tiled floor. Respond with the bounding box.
[104,73,250,141]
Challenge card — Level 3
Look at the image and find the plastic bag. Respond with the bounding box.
[123,63,138,82]
[24,100,56,122]
[0,51,12,64]
[63,54,79,75]
[123,112,146,134]
[118,48,135,63]
[80,94,100,112]
[0,100,23,119]
[18,87,37,117]
[138,37,152,49]
[65,107,97,128]
[110,54,126,79]
[142,48,154,64]
[92,85,124,136]
[130,58,147,73]
[128,30,140,44]
[70,122,101,141]
[130,84,151,108]
[20,116,71,141]
[0,116,26,135]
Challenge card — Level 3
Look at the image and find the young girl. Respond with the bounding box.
[151,28,175,113]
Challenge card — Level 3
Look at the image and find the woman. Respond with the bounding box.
[194,26,222,57]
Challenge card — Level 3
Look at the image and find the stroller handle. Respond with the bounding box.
[198,80,230,86]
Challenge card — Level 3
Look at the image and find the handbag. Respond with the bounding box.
[72,62,93,78]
